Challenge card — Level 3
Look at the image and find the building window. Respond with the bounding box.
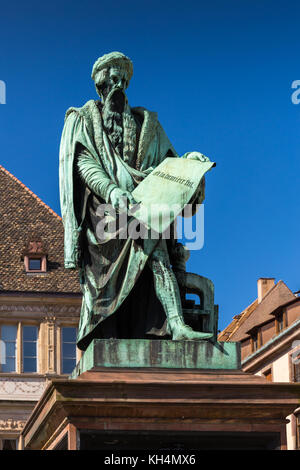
[28,258,42,270]
[296,415,300,450]
[252,333,258,352]
[62,327,77,374]
[0,439,17,450]
[251,329,261,353]
[290,347,300,383]
[276,311,286,334]
[0,325,17,373]
[24,255,47,273]
[263,368,272,382]
[293,360,300,383]
[22,238,47,273]
[22,326,38,373]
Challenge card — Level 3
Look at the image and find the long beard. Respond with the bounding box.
[102,106,123,156]
[123,107,137,164]
[102,92,137,164]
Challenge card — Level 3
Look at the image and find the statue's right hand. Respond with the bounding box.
[109,188,136,212]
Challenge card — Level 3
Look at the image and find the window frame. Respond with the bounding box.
[289,345,300,383]
[296,413,300,450]
[275,310,287,334]
[0,322,40,375]
[251,328,262,353]
[0,324,18,373]
[294,362,300,383]
[289,346,300,383]
[261,365,273,382]
[60,326,78,375]
[0,438,17,450]
[22,324,39,374]
[24,254,47,273]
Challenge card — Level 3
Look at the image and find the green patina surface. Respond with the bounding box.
[60,51,218,350]
[70,339,241,378]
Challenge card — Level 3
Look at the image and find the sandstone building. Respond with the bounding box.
[219,278,300,449]
[1,164,299,450]
[0,165,81,450]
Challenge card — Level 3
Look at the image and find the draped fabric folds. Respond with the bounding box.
[59,100,178,350]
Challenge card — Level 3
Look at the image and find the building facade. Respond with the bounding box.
[0,165,81,449]
[219,278,300,449]
[1,164,299,450]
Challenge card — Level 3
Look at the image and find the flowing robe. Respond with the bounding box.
[59,100,179,350]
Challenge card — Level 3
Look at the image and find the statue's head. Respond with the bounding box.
[91,52,133,107]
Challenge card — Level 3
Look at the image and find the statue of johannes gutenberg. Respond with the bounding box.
[59,52,213,350]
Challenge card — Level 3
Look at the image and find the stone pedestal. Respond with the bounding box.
[21,339,300,450]
[71,339,241,377]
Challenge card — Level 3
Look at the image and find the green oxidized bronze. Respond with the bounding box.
[59,52,216,351]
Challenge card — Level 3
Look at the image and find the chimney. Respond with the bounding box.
[257,278,275,303]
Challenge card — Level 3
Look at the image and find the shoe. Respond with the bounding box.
[170,319,213,341]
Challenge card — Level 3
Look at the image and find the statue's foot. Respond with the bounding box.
[170,319,213,341]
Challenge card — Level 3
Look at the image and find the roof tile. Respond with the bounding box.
[0,165,80,294]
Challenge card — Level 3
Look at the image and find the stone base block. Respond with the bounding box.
[71,339,240,379]
[21,365,300,450]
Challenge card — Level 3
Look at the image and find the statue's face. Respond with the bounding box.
[98,67,129,108]
[107,67,129,92]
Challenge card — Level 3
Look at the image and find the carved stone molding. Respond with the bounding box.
[0,304,80,315]
[0,378,46,400]
[43,315,56,323]
[0,418,27,431]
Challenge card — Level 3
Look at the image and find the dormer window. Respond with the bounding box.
[251,328,262,353]
[22,238,47,273]
[29,258,41,270]
[275,311,287,334]
[24,254,47,273]
[252,332,258,352]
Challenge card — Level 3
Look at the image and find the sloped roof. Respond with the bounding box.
[218,281,296,343]
[0,165,80,294]
[218,298,258,342]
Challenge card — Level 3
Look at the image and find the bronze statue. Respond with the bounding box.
[59,52,214,350]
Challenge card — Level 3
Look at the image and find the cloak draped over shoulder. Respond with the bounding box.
[59,100,178,349]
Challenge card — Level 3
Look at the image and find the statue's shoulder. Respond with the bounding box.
[64,99,101,122]
[131,106,169,137]
[131,106,158,126]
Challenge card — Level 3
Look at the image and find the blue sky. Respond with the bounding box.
[0,0,299,331]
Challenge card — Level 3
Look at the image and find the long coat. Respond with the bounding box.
[59,100,178,350]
